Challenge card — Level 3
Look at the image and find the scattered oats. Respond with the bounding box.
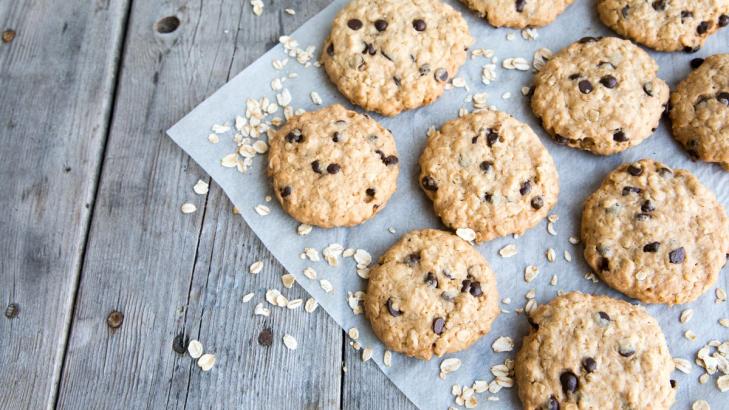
[212,123,230,133]
[297,224,312,235]
[354,249,372,266]
[501,91,511,100]
[281,273,296,288]
[472,48,495,58]
[525,289,536,300]
[499,244,518,257]
[253,140,268,154]
[188,340,203,359]
[680,309,694,324]
[464,396,478,409]
[506,32,516,41]
[276,88,292,107]
[362,347,373,362]
[254,302,270,316]
[320,279,333,293]
[208,133,220,144]
[304,247,320,261]
[452,77,467,88]
[265,195,272,202]
[584,272,599,283]
[548,214,559,223]
[310,91,322,105]
[181,203,197,214]
[254,204,270,216]
[303,267,317,280]
[718,375,729,392]
[521,27,538,40]
[692,400,710,410]
[472,92,489,109]
[283,334,298,350]
[481,64,497,85]
[220,153,238,168]
[356,267,370,279]
[564,250,572,262]
[347,291,366,315]
[323,243,344,266]
[700,373,710,384]
[440,358,462,375]
[272,58,288,70]
[524,265,539,283]
[304,298,318,313]
[242,292,255,303]
[532,48,553,71]
[685,330,698,341]
[348,328,360,340]
[387,227,397,234]
[198,353,216,371]
[547,222,557,236]
[352,341,361,350]
[492,336,514,352]
[569,236,579,245]
[458,107,469,117]
[502,57,530,71]
[287,299,303,309]
[674,357,693,374]
[720,319,729,328]
[550,274,558,286]
[193,180,209,195]
[546,248,556,262]
[521,86,531,96]
[502,297,511,304]
[271,77,283,91]
[452,384,462,396]
[473,380,489,393]
[525,299,538,314]
[284,8,295,15]
[384,350,392,367]
[717,288,727,303]
[249,261,264,274]
[456,227,477,241]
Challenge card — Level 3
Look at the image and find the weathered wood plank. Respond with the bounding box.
[0,1,130,408]
[56,1,340,408]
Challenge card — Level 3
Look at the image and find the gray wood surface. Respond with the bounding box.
[0,1,130,408]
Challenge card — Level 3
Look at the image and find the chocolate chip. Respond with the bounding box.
[486,129,499,146]
[599,257,610,271]
[627,164,643,176]
[613,130,628,142]
[419,64,431,76]
[374,19,388,31]
[531,196,544,210]
[619,346,635,357]
[600,75,618,89]
[172,333,189,354]
[578,80,593,94]
[258,328,273,346]
[327,163,341,174]
[393,76,401,87]
[643,242,660,252]
[546,396,560,410]
[386,298,403,317]
[422,176,438,191]
[643,83,654,97]
[381,50,393,61]
[582,357,597,373]
[690,58,705,69]
[469,282,483,297]
[555,134,569,144]
[684,45,700,53]
[461,279,472,293]
[515,0,526,12]
[669,247,685,264]
[480,161,493,172]
[560,371,579,394]
[483,192,493,203]
[413,19,426,31]
[432,317,445,334]
[366,188,376,197]
[434,68,448,82]
[311,160,322,174]
[578,36,599,43]
[718,92,729,105]
[383,155,399,166]
[406,252,421,265]
[670,379,677,388]
[327,43,334,56]
[347,19,363,30]
[598,311,611,321]
[568,73,581,80]
[622,186,641,195]
[286,130,303,143]
[332,132,340,142]
[520,180,532,196]
[280,186,291,197]
[424,272,438,288]
[720,14,729,27]
[641,200,655,212]
[635,213,652,221]
[527,316,539,330]
[652,0,666,10]
[363,42,376,55]
[681,10,693,21]
[697,21,710,34]
[621,5,630,17]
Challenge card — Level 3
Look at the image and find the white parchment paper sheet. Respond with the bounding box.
[168,1,729,408]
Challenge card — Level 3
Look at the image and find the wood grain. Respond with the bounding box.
[0,1,130,408]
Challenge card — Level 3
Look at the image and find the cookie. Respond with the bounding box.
[418,109,559,243]
[598,0,729,52]
[268,104,399,227]
[531,36,669,156]
[515,292,677,410]
[581,159,729,304]
[365,229,499,360]
[460,0,575,28]
[321,0,473,116]
[670,54,729,169]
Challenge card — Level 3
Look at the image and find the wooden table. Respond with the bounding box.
[0,1,414,408]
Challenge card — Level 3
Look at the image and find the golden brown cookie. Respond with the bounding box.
[460,0,575,28]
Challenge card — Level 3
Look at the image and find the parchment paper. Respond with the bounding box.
[167,1,729,408]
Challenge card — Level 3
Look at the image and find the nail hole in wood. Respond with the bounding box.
[155,16,180,34]
[5,303,18,319]
[107,310,124,329]
[2,29,16,44]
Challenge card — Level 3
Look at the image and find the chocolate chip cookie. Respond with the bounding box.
[515,292,677,410]
[321,0,473,116]
[581,159,729,304]
[598,0,729,52]
[268,104,399,227]
[670,54,729,169]
[365,229,499,360]
[418,109,559,243]
[531,36,669,156]
[460,0,575,28]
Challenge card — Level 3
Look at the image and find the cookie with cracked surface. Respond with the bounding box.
[364,229,499,360]
[321,0,473,116]
[531,36,669,155]
[598,0,729,52]
[515,292,677,410]
[268,104,399,227]
[460,0,575,28]
[581,159,729,304]
[670,54,729,169]
[418,109,559,243]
